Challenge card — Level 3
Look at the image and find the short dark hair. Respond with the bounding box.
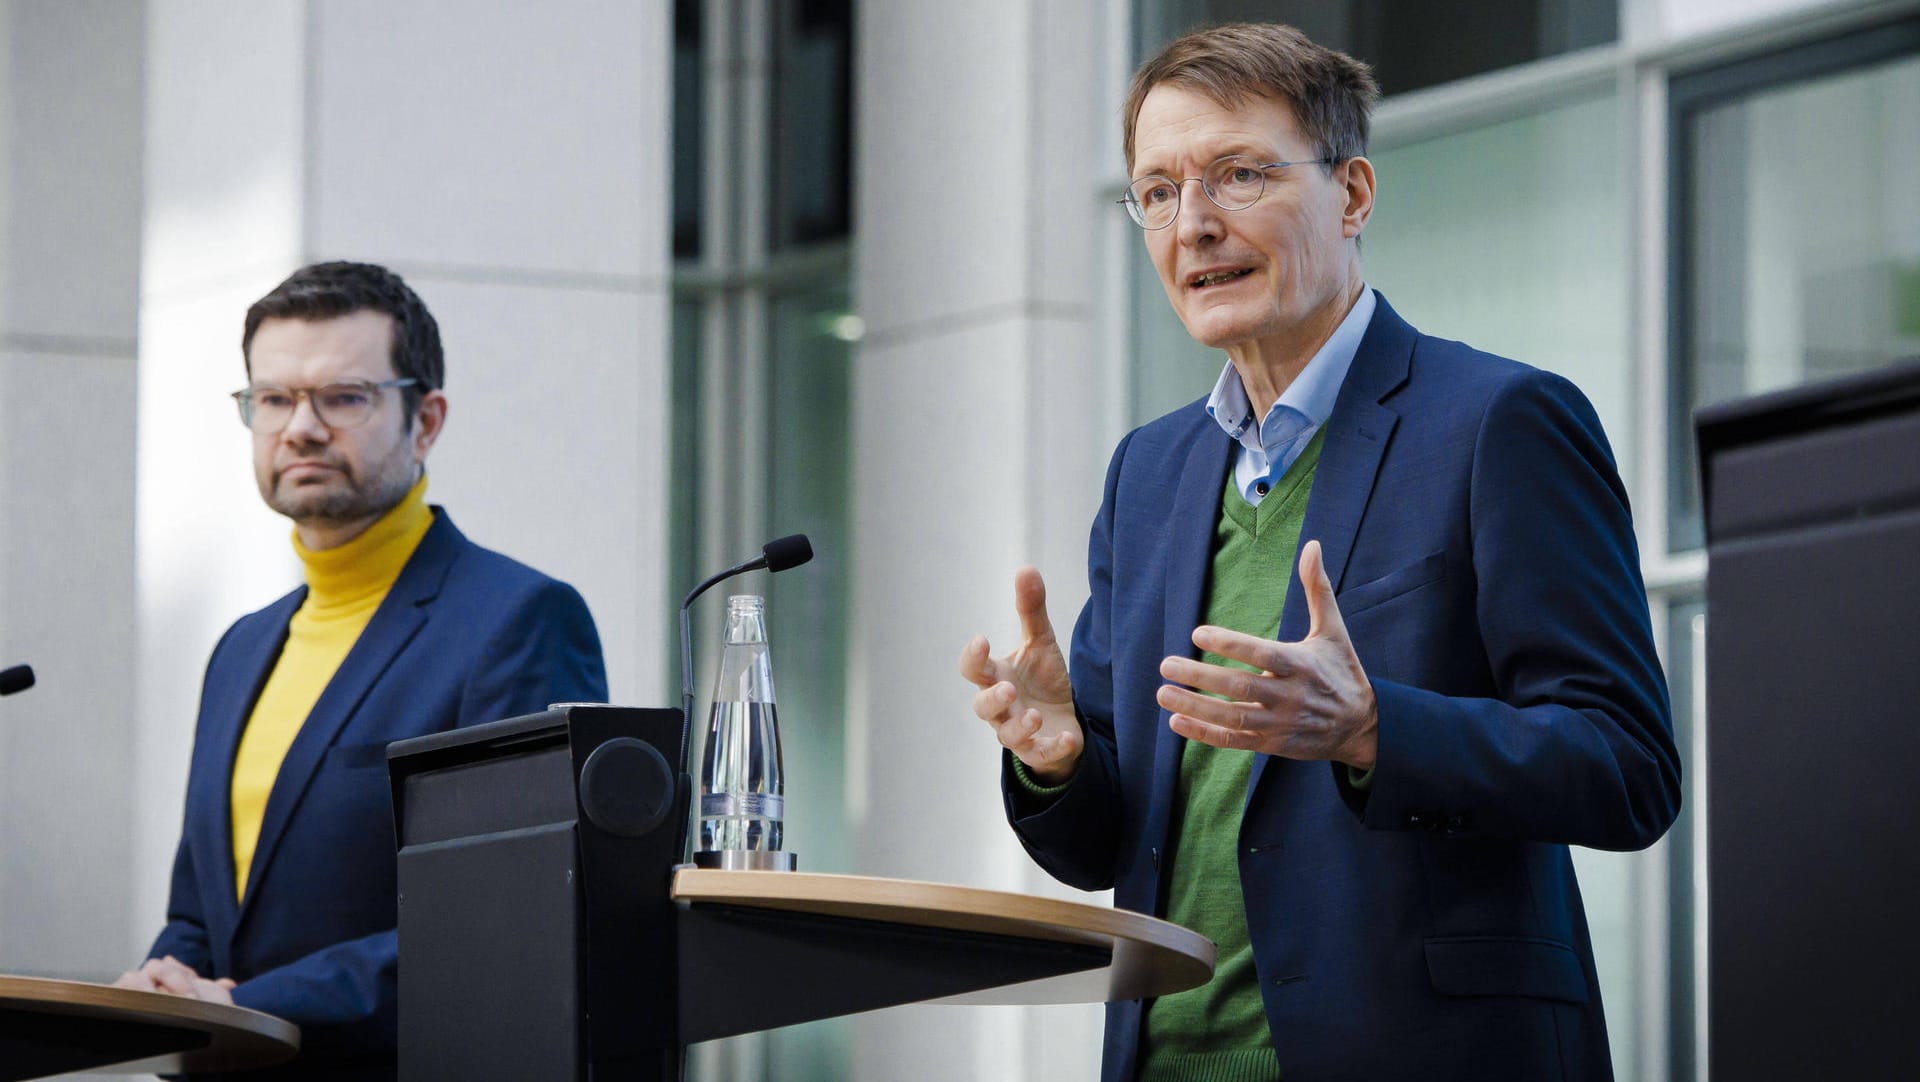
[242,261,444,421]
[1124,23,1379,173]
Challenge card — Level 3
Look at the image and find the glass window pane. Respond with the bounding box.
[1137,0,1617,96]
[770,0,854,250]
[1367,94,1633,477]
[1672,49,1920,550]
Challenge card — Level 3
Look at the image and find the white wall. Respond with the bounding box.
[134,0,671,959]
[0,0,145,978]
[849,0,1126,1078]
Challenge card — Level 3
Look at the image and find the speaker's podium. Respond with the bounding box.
[388,704,1213,1081]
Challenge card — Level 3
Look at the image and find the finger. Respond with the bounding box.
[148,964,199,996]
[1187,626,1296,675]
[1168,710,1256,751]
[959,634,1003,689]
[113,971,157,992]
[1012,567,1056,646]
[994,706,1044,751]
[215,978,237,989]
[1300,540,1349,643]
[1043,726,1080,762]
[1160,654,1286,701]
[1156,683,1258,730]
[972,682,1015,724]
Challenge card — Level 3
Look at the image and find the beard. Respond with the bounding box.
[267,451,416,528]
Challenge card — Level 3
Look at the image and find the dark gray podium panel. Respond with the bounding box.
[1698,360,1920,1080]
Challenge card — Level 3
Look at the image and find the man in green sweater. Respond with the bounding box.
[960,23,1678,1082]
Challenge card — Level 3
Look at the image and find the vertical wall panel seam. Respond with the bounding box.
[301,0,319,260]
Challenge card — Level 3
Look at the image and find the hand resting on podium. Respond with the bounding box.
[112,954,235,1004]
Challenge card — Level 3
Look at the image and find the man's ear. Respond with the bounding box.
[412,390,448,461]
[1341,156,1376,239]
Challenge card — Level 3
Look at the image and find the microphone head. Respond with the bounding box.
[0,665,34,696]
[762,534,814,573]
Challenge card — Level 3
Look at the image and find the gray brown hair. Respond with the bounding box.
[1124,23,1379,172]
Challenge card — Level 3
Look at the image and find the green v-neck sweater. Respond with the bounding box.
[1139,428,1324,1082]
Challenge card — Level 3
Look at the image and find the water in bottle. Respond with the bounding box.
[699,594,786,854]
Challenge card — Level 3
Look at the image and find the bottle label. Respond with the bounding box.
[701,792,785,819]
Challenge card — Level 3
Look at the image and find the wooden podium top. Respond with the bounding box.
[672,868,1214,1005]
[0,975,299,1080]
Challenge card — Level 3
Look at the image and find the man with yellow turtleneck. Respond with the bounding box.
[115,263,607,1079]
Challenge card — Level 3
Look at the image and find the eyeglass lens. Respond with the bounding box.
[1125,156,1274,229]
[239,384,384,431]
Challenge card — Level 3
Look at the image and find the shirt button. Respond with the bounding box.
[1254,481,1270,496]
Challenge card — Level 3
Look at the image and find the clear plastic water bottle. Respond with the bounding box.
[698,594,787,858]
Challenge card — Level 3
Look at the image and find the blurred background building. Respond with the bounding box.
[0,0,1915,1079]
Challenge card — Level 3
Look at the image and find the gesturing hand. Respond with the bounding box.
[1157,540,1379,769]
[959,567,1084,784]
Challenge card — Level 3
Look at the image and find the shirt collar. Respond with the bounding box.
[1205,285,1377,451]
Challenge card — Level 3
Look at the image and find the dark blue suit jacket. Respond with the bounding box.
[150,510,606,1078]
[1006,295,1680,1082]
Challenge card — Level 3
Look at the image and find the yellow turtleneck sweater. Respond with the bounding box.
[230,475,433,900]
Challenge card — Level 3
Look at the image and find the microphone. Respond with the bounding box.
[0,664,34,697]
[676,535,813,855]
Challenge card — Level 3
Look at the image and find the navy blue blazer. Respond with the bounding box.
[1006,294,1681,1082]
[150,510,606,1078]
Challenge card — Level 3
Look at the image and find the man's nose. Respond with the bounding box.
[281,393,331,442]
[1173,179,1220,245]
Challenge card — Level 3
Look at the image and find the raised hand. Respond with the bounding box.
[1156,539,1379,769]
[959,566,1084,784]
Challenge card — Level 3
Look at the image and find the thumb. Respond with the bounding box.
[1012,566,1055,646]
[1300,540,1348,642]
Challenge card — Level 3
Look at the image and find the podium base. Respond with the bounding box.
[694,849,797,871]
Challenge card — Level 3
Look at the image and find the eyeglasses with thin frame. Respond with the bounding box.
[231,378,418,432]
[1118,154,1338,230]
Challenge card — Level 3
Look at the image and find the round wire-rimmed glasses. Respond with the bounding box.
[1118,154,1337,230]
[231,378,417,431]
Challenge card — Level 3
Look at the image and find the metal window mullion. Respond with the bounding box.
[734,0,773,559]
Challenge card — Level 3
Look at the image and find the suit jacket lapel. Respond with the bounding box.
[236,512,463,922]
[1252,292,1413,798]
[1149,416,1233,861]
[194,590,303,927]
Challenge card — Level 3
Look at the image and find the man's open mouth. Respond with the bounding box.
[1189,268,1254,289]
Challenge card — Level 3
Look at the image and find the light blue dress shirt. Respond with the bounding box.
[1205,286,1377,507]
